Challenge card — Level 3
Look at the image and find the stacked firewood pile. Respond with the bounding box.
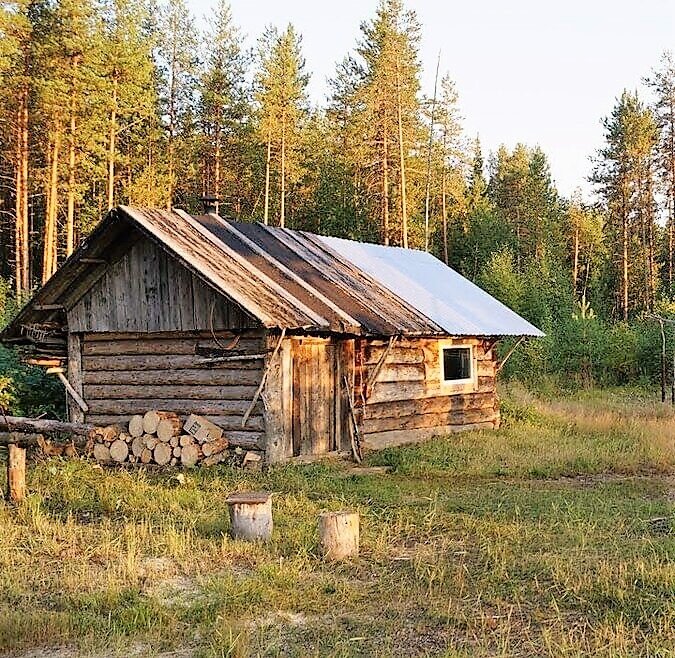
[90,412,236,467]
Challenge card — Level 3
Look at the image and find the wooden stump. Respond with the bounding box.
[7,444,26,503]
[226,492,273,541]
[318,511,359,560]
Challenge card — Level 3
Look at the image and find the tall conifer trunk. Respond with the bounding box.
[382,122,389,246]
[107,76,118,210]
[214,119,221,214]
[280,111,286,228]
[441,127,448,264]
[67,97,76,255]
[263,129,271,225]
[15,84,30,295]
[572,225,580,294]
[622,186,629,321]
[43,129,60,283]
[396,57,408,248]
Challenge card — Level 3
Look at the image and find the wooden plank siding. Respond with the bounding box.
[355,337,499,450]
[68,236,260,333]
[78,331,266,447]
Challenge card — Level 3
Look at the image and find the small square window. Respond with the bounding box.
[442,347,472,382]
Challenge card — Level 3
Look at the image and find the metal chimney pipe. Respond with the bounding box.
[201,194,219,215]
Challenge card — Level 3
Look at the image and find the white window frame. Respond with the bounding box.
[438,340,477,389]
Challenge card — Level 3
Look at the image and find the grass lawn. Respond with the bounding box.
[1,386,675,657]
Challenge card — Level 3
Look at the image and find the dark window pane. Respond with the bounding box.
[443,347,471,381]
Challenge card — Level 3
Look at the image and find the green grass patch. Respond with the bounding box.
[1,387,675,656]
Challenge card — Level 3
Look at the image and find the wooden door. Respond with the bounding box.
[292,338,336,456]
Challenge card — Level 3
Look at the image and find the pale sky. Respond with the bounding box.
[191,0,675,199]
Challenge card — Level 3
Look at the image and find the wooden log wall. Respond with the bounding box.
[78,331,266,447]
[355,337,499,450]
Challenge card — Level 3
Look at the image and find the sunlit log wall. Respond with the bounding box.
[353,337,499,450]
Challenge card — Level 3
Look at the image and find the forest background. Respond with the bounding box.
[1,0,675,416]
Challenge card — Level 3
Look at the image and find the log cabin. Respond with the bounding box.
[0,206,542,462]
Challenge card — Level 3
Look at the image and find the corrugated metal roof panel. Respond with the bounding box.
[317,235,545,337]
[232,222,443,335]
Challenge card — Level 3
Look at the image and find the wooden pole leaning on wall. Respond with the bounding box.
[7,443,27,503]
[318,511,359,560]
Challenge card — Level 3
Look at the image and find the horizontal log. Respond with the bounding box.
[0,416,95,436]
[364,376,495,404]
[83,337,263,356]
[86,398,263,417]
[83,354,263,371]
[0,432,45,446]
[363,392,496,420]
[83,367,262,386]
[364,347,425,365]
[373,363,426,383]
[83,384,259,401]
[197,353,267,365]
[361,407,499,434]
[361,337,483,351]
[83,330,265,342]
[86,415,264,442]
[361,421,498,450]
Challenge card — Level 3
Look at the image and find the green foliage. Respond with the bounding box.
[0,278,64,417]
[0,346,64,417]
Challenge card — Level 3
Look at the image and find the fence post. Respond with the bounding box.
[7,443,26,503]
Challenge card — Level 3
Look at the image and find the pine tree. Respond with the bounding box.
[567,191,604,303]
[332,0,421,245]
[198,0,249,216]
[646,52,675,294]
[430,74,464,263]
[157,0,198,210]
[0,1,32,294]
[101,0,169,208]
[592,90,658,319]
[255,24,309,227]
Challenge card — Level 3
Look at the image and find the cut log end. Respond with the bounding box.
[153,443,172,466]
[156,416,182,442]
[128,415,144,437]
[180,443,199,467]
[93,442,111,463]
[109,439,129,463]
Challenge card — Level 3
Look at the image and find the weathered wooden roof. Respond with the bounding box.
[1,206,543,339]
